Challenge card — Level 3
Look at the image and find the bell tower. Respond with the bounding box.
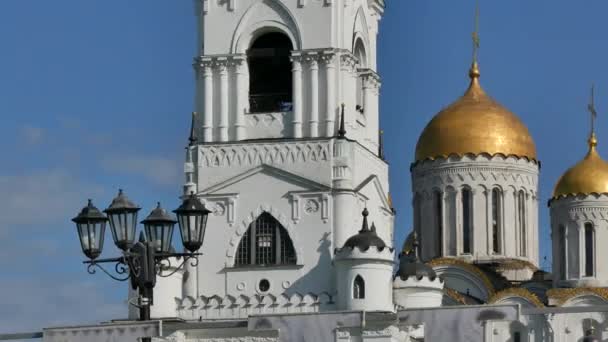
[172,0,393,319]
[190,0,383,149]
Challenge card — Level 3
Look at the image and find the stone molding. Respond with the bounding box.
[428,258,496,296]
[198,140,331,169]
[193,54,247,75]
[335,245,395,261]
[547,287,608,306]
[176,292,335,320]
[489,287,544,308]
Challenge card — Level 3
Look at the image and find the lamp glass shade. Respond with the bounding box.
[104,190,140,251]
[73,200,108,260]
[144,223,175,253]
[141,202,177,254]
[174,194,211,253]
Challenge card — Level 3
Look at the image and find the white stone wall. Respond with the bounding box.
[550,194,608,287]
[177,137,392,319]
[393,277,444,309]
[191,0,382,152]
[411,154,540,269]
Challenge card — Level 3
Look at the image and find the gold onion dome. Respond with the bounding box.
[415,62,537,162]
[552,133,608,199]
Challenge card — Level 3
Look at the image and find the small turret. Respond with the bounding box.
[334,208,394,312]
[393,232,444,309]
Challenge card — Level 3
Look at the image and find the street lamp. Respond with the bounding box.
[72,190,210,324]
[174,192,212,253]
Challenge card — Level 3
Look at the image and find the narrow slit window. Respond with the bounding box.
[434,191,443,255]
[491,188,501,254]
[518,191,526,256]
[462,188,472,254]
[353,275,365,299]
[585,223,594,277]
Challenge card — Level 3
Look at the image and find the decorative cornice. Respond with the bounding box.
[428,257,496,296]
[546,287,608,306]
[489,288,544,308]
[444,288,467,305]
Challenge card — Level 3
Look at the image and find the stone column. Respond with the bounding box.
[218,61,229,142]
[202,61,213,142]
[234,57,247,140]
[485,188,492,255]
[291,55,303,138]
[322,53,336,137]
[455,188,462,255]
[579,221,585,278]
[309,56,319,137]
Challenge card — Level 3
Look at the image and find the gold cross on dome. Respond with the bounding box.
[472,0,480,63]
[588,84,597,135]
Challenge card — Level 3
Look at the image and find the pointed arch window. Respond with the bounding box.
[491,188,502,254]
[518,191,527,256]
[433,190,443,255]
[585,223,595,277]
[462,188,472,254]
[353,39,367,114]
[247,32,293,113]
[235,212,296,266]
[353,275,365,299]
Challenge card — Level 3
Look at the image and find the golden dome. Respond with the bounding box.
[552,134,608,199]
[415,63,537,162]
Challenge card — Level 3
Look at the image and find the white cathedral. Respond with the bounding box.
[42,1,608,341]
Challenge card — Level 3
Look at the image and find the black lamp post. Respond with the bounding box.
[72,190,210,325]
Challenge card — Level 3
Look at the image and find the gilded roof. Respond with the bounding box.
[415,63,537,162]
[552,134,608,199]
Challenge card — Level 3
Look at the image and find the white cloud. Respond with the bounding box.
[0,169,104,232]
[100,155,182,186]
[21,125,45,145]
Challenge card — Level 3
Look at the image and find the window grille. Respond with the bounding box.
[235,212,296,267]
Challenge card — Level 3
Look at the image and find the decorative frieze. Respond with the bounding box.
[198,140,331,168]
[176,291,335,320]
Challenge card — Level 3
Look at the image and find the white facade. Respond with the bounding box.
[150,0,394,320]
[37,1,608,341]
[550,194,608,288]
[411,154,540,278]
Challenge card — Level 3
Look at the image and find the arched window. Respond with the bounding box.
[433,190,443,255]
[462,188,472,254]
[353,39,367,114]
[585,223,594,277]
[353,275,365,299]
[234,212,296,266]
[491,188,501,254]
[518,191,526,256]
[247,32,293,113]
[558,224,567,279]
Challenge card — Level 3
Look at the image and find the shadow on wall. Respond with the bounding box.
[284,232,333,299]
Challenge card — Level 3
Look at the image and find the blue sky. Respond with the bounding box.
[0,0,605,333]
